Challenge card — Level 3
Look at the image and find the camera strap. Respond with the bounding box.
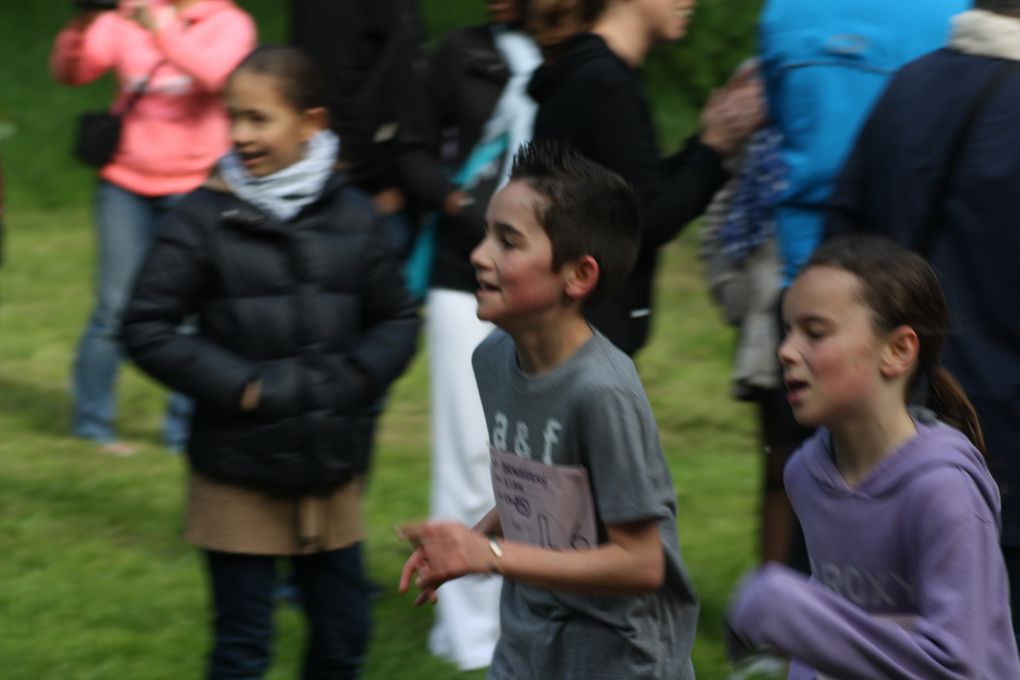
[115,60,166,117]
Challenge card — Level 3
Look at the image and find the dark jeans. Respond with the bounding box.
[205,545,370,679]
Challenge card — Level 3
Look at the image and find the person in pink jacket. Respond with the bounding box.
[51,0,255,455]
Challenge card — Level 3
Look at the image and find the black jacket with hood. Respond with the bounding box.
[529,33,729,355]
[121,174,420,490]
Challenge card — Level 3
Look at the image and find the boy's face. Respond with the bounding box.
[639,0,697,43]
[470,181,573,331]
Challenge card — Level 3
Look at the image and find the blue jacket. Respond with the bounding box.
[828,44,1020,544]
[759,0,967,282]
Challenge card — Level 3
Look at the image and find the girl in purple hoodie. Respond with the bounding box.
[727,234,1020,679]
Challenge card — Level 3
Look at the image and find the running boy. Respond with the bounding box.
[399,141,698,680]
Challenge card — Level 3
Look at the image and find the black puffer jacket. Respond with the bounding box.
[122,174,420,490]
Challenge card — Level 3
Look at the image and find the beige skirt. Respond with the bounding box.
[185,471,363,555]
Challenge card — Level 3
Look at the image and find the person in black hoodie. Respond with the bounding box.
[528,0,763,355]
[292,0,429,256]
[395,0,541,669]
[121,46,419,679]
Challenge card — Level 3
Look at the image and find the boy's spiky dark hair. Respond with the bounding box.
[508,140,640,303]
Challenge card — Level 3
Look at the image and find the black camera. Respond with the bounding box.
[74,0,119,10]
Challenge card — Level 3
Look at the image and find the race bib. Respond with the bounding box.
[490,447,596,550]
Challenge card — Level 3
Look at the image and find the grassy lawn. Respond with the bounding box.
[0,206,759,679]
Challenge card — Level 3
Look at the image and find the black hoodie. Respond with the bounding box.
[529,33,728,355]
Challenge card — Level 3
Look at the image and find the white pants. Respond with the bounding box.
[426,289,502,671]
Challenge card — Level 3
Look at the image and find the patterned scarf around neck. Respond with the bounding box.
[218,129,339,221]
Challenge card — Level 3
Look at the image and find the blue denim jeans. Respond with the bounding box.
[204,546,371,679]
[71,180,191,448]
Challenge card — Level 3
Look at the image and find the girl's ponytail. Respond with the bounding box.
[927,366,987,457]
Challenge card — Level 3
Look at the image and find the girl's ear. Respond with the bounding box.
[301,106,330,140]
[563,254,599,301]
[880,325,920,379]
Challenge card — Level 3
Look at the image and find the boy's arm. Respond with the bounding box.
[471,507,502,536]
[493,519,664,594]
[400,517,664,599]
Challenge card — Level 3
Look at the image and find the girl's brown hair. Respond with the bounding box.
[231,44,327,112]
[806,235,986,455]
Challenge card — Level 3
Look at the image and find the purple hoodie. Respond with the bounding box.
[729,420,1020,679]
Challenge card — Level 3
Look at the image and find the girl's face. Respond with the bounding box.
[225,70,321,178]
[778,266,891,429]
[637,0,697,43]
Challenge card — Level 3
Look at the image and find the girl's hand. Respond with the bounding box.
[239,379,261,412]
[122,0,158,31]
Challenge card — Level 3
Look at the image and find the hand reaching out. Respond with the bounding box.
[699,77,766,156]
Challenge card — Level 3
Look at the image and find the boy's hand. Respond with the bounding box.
[398,547,439,606]
[397,521,495,596]
[415,522,496,584]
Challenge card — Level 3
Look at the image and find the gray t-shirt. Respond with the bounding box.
[472,330,698,680]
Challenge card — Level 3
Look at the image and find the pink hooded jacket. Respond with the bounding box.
[51,0,256,196]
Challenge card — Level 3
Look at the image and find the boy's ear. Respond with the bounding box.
[302,107,330,139]
[880,325,920,379]
[563,255,599,301]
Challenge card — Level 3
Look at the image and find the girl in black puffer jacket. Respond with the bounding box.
[121,45,419,679]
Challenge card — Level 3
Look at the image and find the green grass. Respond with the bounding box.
[0,205,759,679]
